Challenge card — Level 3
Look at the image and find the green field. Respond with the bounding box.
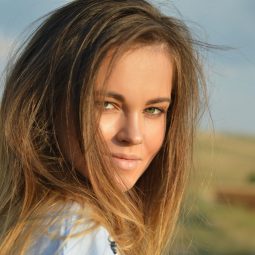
[173,132,255,255]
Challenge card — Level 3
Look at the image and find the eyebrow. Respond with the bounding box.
[105,91,171,105]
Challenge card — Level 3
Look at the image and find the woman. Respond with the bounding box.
[0,0,206,254]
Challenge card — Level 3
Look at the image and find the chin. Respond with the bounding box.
[114,174,141,192]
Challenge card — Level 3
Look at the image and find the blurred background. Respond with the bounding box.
[0,0,254,254]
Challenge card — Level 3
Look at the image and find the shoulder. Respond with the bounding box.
[28,202,114,255]
[63,225,113,255]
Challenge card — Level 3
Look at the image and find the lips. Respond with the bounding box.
[111,153,141,171]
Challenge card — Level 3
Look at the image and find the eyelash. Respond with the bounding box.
[102,101,166,117]
[103,101,115,110]
[144,107,165,116]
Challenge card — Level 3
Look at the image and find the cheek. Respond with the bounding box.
[144,118,166,156]
[99,114,118,141]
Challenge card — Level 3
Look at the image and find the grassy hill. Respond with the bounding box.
[173,132,255,255]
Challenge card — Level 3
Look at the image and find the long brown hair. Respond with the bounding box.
[0,1,206,254]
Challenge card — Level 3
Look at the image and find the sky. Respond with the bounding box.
[0,0,254,135]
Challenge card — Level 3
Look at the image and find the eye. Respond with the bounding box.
[103,101,115,110]
[144,107,164,116]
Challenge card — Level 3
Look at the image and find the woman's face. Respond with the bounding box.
[97,44,173,190]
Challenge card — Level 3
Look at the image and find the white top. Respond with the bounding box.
[28,203,117,255]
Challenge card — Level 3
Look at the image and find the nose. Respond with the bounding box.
[116,113,143,145]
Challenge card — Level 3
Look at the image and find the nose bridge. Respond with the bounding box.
[120,111,143,144]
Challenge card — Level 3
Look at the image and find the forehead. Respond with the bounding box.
[96,44,173,101]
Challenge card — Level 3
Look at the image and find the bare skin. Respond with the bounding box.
[96,44,173,190]
[57,44,173,191]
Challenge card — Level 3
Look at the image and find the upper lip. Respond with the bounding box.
[111,153,141,160]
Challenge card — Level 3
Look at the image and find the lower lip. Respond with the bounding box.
[111,156,140,171]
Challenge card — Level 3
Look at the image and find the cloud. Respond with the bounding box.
[0,34,14,59]
[0,32,15,78]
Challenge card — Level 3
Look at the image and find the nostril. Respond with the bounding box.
[116,133,143,145]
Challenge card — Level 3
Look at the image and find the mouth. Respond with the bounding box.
[111,153,141,171]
